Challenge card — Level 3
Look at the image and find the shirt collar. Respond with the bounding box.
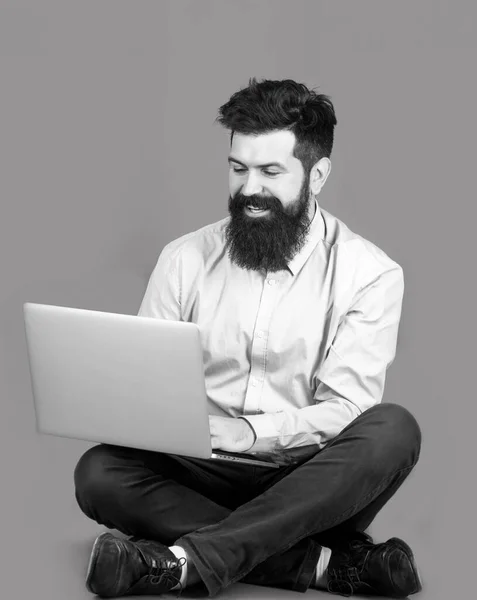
[286,198,325,276]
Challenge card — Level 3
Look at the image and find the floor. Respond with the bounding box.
[20,523,417,600]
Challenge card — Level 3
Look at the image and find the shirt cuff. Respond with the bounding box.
[239,413,280,453]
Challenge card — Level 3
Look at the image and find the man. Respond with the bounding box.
[74,78,422,598]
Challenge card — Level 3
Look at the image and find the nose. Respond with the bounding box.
[241,171,263,196]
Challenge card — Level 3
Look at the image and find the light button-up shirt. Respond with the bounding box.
[138,200,404,454]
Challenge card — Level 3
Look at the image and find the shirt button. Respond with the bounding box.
[251,379,257,387]
[257,330,264,339]
[267,279,276,286]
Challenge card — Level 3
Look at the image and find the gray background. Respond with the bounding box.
[0,1,474,599]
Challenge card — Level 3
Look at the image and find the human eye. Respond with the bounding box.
[263,170,280,177]
[232,167,247,174]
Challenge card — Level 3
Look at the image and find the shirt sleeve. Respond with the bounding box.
[137,245,182,321]
[243,264,405,454]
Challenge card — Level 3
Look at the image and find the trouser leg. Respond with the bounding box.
[241,458,417,590]
[176,403,421,596]
[74,443,256,545]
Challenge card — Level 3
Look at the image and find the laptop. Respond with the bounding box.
[23,302,281,469]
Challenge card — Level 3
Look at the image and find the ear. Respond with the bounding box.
[310,157,332,195]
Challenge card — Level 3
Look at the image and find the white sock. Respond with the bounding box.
[314,545,332,589]
[168,545,188,590]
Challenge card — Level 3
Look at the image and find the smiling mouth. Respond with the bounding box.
[246,205,270,213]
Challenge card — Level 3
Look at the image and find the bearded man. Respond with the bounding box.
[74,78,423,599]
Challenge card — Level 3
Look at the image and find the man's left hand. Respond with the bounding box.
[209,416,256,452]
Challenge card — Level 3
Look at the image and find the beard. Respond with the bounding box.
[224,174,312,272]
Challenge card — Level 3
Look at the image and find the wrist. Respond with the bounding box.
[238,417,257,450]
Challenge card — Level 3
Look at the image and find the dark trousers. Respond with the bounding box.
[74,403,421,597]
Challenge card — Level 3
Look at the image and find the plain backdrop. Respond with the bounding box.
[0,1,475,599]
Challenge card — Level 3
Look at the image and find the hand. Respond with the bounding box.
[209,416,256,453]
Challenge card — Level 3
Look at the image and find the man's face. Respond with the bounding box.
[225,130,314,272]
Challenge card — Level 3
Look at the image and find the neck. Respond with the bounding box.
[309,197,317,222]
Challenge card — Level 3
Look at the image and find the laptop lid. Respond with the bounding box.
[23,302,217,459]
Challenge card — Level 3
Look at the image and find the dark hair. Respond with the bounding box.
[216,77,337,174]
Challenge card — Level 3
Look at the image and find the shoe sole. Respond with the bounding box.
[85,532,113,594]
[388,537,423,595]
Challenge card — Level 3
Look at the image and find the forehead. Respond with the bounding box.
[229,130,300,168]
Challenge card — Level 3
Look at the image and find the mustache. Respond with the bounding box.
[230,193,283,212]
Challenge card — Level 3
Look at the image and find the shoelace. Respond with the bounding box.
[133,540,187,597]
[327,566,362,597]
[327,578,354,596]
[148,557,187,597]
[325,534,373,597]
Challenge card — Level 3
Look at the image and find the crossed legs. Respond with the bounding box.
[74,403,421,595]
